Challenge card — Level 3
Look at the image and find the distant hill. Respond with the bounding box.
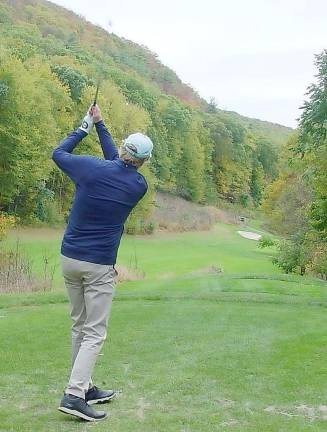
[217,110,292,148]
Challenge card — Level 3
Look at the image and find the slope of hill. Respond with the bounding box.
[0,0,292,225]
[0,0,291,140]
[1,0,204,107]
[219,110,292,148]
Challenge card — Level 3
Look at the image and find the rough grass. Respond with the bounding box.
[0,242,57,294]
[115,264,145,282]
[1,222,326,431]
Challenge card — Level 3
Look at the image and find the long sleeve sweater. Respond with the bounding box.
[52,121,148,265]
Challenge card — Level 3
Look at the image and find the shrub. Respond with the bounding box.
[0,80,9,104]
[239,193,249,208]
[309,242,327,280]
[258,236,275,248]
[273,239,308,275]
[125,219,156,235]
[41,200,64,227]
[0,213,16,241]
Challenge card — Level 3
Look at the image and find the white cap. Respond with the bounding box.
[123,133,153,160]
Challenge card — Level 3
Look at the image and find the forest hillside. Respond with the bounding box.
[0,0,292,229]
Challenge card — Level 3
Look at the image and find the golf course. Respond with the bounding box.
[1,221,327,431]
[0,1,326,430]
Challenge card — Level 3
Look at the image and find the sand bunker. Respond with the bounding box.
[237,231,262,241]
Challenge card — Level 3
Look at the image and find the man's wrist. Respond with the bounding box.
[76,128,88,137]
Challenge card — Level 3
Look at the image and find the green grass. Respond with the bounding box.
[4,223,278,287]
[1,223,326,431]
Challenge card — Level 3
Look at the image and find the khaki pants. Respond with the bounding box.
[61,255,116,399]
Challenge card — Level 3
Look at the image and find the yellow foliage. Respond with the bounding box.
[0,213,16,241]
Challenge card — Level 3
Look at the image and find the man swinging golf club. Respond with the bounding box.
[52,103,153,421]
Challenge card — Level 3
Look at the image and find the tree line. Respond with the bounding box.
[262,50,327,278]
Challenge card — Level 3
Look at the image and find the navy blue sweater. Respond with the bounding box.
[52,121,148,265]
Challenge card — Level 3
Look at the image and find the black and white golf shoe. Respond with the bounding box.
[86,386,116,405]
[58,393,107,421]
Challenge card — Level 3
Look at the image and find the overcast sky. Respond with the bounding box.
[51,0,326,127]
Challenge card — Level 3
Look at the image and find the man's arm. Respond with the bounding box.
[52,129,102,184]
[92,105,119,161]
[52,109,103,184]
[95,121,119,160]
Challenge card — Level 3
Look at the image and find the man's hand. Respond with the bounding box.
[79,106,94,134]
[90,105,102,124]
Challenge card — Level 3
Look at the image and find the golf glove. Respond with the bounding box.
[79,112,94,134]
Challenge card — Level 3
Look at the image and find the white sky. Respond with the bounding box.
[51,0,327,127]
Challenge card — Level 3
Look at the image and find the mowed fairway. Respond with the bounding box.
[1,224,327,431]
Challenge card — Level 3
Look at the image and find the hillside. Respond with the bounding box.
[1,0,204,107]
[219,110,292,148]
[0,0,292,226]
[0,0,291,141]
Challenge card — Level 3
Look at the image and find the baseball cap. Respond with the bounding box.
[123,133,153,160]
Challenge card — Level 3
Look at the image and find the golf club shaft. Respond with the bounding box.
[93,82,100,106]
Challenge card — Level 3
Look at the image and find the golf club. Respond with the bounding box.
[93,81,100,106]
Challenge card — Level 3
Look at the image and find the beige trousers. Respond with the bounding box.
[61,255,116,399]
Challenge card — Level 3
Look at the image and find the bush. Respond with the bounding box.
[258,236,275,248]
[142,220,156,234]
[0,213,16,241]
[0,80,9,104]
[239,193,249,208]
[273,239,307,275]
[125,219,156,235]
[309,242,327,279]
[42,200,64,227]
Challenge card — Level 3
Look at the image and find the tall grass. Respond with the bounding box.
[153,192,240,232]
[0,241,57,293]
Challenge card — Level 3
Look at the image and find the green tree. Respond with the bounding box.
[263,50,327,278]
[51,64,92,101]
[250,162,265,206]
[298,50,327,152]
[0,54,72,219]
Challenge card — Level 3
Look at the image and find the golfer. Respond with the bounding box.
[52,105,153,421]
